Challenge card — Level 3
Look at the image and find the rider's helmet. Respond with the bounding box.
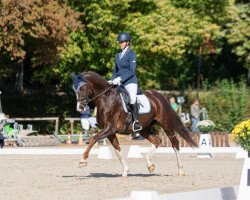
[117,32,131,43]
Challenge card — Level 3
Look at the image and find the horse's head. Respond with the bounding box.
[70,73,92,112]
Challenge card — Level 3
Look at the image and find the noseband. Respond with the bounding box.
[77,84,92,103]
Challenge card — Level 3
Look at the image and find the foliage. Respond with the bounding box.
[1,0,248,91]
[232,119,250,152]
[199,79,249,132]
[196,120,215,132]
[171,0,232,24]
[0,0,82,85]
[55,0,229,89]
[1,90,79,134]
[57,0,132,83]
[59,121,82,135]
[226,3,250,68]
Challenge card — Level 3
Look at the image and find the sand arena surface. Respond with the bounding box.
[0,146,243,200]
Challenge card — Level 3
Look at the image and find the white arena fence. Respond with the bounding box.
[127,145,248,159]
[113,187,239,200]
[0,145,248,159]
[0,146,113,159]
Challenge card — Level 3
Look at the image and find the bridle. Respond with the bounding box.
[87,84,114,103]
[77,83,114,105]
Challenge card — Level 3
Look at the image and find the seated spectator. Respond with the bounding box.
[88,107,97,128]
[169,97,178,112]
[80,105,98,137]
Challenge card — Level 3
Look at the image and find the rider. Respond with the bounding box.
[108,32,142,132]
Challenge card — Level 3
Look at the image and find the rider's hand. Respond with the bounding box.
[107,80,113,84]
[112,77,122,85]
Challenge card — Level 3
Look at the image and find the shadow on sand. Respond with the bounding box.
[62,173,172,179]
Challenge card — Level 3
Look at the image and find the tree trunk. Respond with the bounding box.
[15,62,24,92]
[0,91,2,113]
[247,68,250,86]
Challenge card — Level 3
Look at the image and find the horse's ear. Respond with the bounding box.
[70,73,75,78]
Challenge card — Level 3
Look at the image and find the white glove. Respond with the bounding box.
[112,77,122,85]
[107,80,113,84]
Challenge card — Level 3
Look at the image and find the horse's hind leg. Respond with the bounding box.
[140,128,162,173]
[169,135,185,176]
[107,134,129,178]
[161,126,185,176]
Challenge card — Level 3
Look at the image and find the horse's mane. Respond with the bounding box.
[83,71,108,86]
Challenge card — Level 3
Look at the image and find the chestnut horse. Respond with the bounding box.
[71,71,197,177]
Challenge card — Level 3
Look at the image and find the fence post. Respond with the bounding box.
[225,134,229,147]
[54,117,59,136]
[70,119,74,134]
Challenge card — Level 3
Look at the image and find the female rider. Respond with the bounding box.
[108,32,142,132]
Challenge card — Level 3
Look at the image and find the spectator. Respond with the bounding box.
[80,105,91,136]
[80,105,98,137]
[169,97,178,112]
[190,99,204,132]
[0,113,6,148]
[88,107,97,129]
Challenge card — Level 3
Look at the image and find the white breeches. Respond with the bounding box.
[124,83,137,104]
[81,118,90,130]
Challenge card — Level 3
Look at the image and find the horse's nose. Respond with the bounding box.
[79,104,84,109]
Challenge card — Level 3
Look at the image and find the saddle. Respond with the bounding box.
[117,86,151,114]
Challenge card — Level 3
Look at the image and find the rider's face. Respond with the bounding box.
[119,41,128,50]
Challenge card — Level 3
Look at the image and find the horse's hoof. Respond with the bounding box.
[78,160,87,168]
[148,164,155,173]
[122,174,128,178]
[122,169,129,178]
[178,171,186,176]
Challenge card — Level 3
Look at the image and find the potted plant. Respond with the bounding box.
[232,119,250,156]
[196,120,215,133]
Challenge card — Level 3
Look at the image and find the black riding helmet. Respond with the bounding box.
[117,32,131,43]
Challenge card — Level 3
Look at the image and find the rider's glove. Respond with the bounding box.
[112,77,122,85]
[107,80,113,84]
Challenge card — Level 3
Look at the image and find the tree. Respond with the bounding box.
[57,0,227,90]
[0,0,82,91]
[57,0,136,83]
[226,3,250,84]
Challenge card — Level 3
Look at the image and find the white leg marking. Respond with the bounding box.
[145,145,157,173]
[173,147,185,176]
[115,149,129,177]
[79,157,87,168]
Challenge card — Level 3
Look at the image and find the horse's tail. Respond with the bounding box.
[171,110,198,147]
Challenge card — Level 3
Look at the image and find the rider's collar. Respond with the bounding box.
[121,46,129,53]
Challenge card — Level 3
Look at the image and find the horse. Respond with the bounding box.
[71,71,197,177]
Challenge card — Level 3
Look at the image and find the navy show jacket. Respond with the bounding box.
[111,47,138,86]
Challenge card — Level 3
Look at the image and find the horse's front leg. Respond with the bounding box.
[107,134,129,178]
[79,124,111,168]
[140,128,162,173]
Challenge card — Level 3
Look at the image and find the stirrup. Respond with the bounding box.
[132,120,142,132]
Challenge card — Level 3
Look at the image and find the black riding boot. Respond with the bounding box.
[130,103,142,132]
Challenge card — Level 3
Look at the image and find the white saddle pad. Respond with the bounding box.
[120,94,151,114]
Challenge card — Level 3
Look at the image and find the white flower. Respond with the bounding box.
[196,120,215,132]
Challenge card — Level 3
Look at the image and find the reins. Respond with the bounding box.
[87,84,115,103]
